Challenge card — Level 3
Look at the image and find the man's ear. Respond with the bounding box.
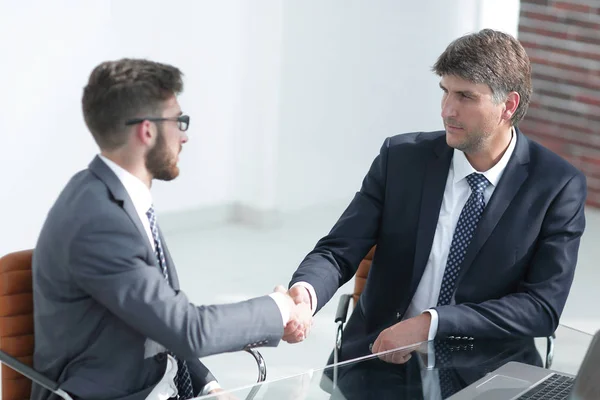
[133,120,156,147]
[502,91,520,122]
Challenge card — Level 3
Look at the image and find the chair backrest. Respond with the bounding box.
[352,246,375,304]
[0,250,35,400]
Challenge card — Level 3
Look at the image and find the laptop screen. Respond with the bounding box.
[570,331,600,400]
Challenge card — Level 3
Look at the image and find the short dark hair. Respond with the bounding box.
[82,58,184,150]
[432,29,532,126]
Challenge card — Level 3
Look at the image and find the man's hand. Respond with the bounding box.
[371,313,431,364]
[274,285,313,343]
[287,285,312,308]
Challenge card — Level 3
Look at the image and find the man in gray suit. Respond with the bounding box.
[31,59,311,400]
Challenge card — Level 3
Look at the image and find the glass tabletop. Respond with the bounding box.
[197,324,594,400]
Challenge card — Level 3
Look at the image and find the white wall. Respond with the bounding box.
[0,2,111,254]
[230,0,284,212]
[274,0,521,211]
[0,1,244,252]
[0,0,521,253]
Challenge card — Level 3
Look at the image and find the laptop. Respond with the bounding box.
[450,330,600,400]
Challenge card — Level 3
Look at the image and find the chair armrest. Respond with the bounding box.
[244,349,267,383]
[331,294,354,392]
[0,350,73,400]
[545,333,556,369]
[334,294,354,359]
[1,348,267,399]
[335,294,353,324]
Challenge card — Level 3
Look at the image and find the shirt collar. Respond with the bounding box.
[452,127,517,187]
[98,154,153,214]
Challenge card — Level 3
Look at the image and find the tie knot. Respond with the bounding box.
[466,173,490,194]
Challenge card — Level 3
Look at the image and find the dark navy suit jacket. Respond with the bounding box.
[290,129,587,361]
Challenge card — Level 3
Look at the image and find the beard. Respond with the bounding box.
[145,126,180,181]
[445,118,490,154]
[451,131,486,153]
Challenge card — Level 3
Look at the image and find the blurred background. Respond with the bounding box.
[0,0,598,391]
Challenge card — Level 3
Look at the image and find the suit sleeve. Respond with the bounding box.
[289,138,389,312]
[68,215,284,360]
[434,172,587,338]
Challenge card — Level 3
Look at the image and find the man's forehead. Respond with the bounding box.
[440,75,492,94]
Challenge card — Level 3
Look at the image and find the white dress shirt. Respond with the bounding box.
[295,129,517,342]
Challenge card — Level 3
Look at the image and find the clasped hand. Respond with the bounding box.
[273,285,313,343]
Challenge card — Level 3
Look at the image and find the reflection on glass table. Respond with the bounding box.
[197,325,595,400]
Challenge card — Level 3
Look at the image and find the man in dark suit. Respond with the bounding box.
[31,59,311,400]
[284,29,587,363]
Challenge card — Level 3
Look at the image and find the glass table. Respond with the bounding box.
[197,324,594,399]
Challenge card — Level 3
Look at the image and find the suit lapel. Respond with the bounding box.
[456,130,530,283]
[411,137,453,292]
[89,156,180,289]
[88,156,155,257]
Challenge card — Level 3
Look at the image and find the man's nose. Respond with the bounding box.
[441,97,458,119]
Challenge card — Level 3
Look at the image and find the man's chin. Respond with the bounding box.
[153,166,180,181]
[445,133,463,149]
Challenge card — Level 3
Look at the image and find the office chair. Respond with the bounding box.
[0,249,267,400]
[333,246,556,370]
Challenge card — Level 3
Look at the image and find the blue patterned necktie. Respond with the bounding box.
[437,173,490,306]
[146,206,195,400]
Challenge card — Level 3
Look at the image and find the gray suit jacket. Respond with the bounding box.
[31,156,284,400]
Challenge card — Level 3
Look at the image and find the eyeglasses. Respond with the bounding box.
[125,115,190,132]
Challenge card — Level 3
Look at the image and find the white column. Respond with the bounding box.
[476,0,522,36]
[230,0,284,225]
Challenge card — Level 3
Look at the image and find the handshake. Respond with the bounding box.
[273,285,314,344]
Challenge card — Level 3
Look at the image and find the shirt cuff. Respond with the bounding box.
[291,282,317,315]
[423,309,439,341]
[199,380,221,396]
[268,292,290,326]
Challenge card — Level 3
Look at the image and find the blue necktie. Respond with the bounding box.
[146,206,195,400]
[437,173,490,306]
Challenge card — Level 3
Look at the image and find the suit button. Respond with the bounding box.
[154,353,166,362]
[396,312,402,319]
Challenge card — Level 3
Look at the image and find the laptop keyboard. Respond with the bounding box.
[517,374,575,399]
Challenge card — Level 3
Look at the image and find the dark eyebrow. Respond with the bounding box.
[439,82,447,91]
